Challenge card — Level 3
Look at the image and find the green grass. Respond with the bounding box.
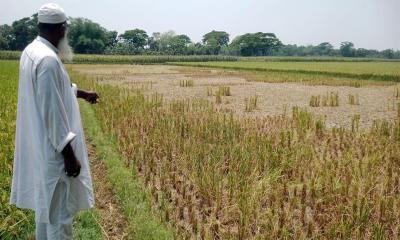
[0,60,35,240]
[239,56,400,62]
[243,61,400,75]
[0,51,20,60]
[170,61,400,82]
[73,210,104,240]
[3,51,400,63]
[73,54,237,64]
[79,98,175,240]
[0,51,237,64]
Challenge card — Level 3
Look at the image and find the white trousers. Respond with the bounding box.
[35,179,73,240]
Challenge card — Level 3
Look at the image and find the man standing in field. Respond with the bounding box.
[9,3,99,239]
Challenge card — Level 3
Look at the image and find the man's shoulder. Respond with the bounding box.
[23,39,59,66]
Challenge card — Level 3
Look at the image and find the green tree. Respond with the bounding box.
[0,24,14,50]
[10,14,38,50]
[68,18,108,54]
[158,31,176,53]
[119,29,148,51]
[148,32,161,52]
[104,42,137,55]
[381,49,395,59]
[186,42,206,55]
[355,48,369,58]
[315,42,334,56]
[168,34,191,55]
[155,31,191,55]
[202,30,229,54]
[394,51,400,59]
[340,42,355,57]
[229,32,282,56]
[274,44,300,56]
[105,30,118,48]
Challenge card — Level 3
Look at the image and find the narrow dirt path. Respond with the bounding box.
[87,140,128,240]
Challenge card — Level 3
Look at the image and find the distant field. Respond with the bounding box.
[0,51,237,64]
[72,54,237,64]
[240,56,400,62]
[2,50,400,64]
[71,64,399,129]
[171,61,400,82]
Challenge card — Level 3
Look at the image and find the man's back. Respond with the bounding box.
[11,36,94,224]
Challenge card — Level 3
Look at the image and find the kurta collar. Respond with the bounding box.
[36,36,59,54]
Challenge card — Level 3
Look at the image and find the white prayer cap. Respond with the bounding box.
[38,3,67,24]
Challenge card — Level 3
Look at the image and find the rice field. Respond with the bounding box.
[1,58,400,239]
[240,56,400,63]
[3,51,400,64]
[71,64,399,130]
[0,61,34,239]
[0,51,237,64]
[68,61,400,239]
[171,62,400,82]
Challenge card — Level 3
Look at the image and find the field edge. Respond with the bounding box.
[79,100,176,240]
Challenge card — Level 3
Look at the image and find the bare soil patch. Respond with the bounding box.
[71,64,399,130]
[87,140,128,240]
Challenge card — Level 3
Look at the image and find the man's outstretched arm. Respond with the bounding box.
[77,89,99,104]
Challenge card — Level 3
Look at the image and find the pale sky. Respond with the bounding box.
[0,0,399,50]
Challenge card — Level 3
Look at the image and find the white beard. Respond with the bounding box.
[57,34,73,63]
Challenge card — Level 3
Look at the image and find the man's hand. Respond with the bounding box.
[77,89,99,104]
[62,142,81,177]
[85,91,99,104]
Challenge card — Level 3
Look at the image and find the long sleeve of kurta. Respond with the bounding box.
[36,57,76,152]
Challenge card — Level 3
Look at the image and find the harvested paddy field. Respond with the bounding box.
[69,61,400,239]
[70,64,399,130]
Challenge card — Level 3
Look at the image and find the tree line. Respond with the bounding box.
[1,14,399,59]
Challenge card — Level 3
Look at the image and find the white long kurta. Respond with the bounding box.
[10,36,94,223]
